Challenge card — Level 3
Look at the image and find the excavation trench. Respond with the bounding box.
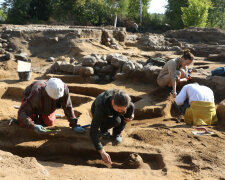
[0,85,168,170]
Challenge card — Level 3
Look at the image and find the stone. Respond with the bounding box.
[70,57,75,64]
[101,55,107,61]
[46,57,54,62]
[106,53,128,67]
[79,66,94,77]
[147,57,166,67]
[81,55,97,67]
[49,61,62,72]
[133,62,143,71]
[95,59,108,67]
[90,53,99,59]
[14,53,28,61]
[122,153,143,169]
[59,63,75,73]
[73,64,82,75]
[99,64,115,74]
[2,43,8,48]
[122,61,136,73]
[5,52,14,60]
[0,48,6,54]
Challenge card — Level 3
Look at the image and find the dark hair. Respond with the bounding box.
[182,49,194,61]
[112,89,131,107]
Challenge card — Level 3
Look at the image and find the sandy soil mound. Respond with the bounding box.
[0,150,48,180]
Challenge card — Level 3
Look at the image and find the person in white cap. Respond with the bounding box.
[18,78,85,133]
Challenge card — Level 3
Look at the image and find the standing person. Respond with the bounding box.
[175,83,218,126]
[90,89,134,164]
[18,78,85,133]
[133,22,138,33]
[157,49,194,97]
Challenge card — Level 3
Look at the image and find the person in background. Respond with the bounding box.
[175,83,218,126]
[157,49,194,97]
[133,22,138,33]
[90,89,134,164]
[18,78,85,133]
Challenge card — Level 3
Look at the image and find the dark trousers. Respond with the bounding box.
[175,99,190,115]
[101,102,134,136]
[100,116,126,137]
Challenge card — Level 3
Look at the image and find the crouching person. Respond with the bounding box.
[18,78,85,133]
[90,89,134,164]
[175,83,218,126]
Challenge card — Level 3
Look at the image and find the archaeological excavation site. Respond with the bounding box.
[0,25,225,180]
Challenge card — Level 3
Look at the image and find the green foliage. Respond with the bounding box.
[181,0,212,28]
[5,0,32,24]
[0,9,7,21]
[165,0,188,29]
[207,0,225,29]
[127,0,151,23]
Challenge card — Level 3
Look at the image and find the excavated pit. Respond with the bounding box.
[0,84,168,171]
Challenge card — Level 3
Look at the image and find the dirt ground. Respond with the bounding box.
[0,34,225,180]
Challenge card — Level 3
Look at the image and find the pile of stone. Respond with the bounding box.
[0,37,14,61]
[101,30,120,50]
[138,34,183,53]
[48,53,162,83]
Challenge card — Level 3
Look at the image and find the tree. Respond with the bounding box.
[165,0,188,29]
[207,0,225,29]
[127,0,150,24]
[29,0,52,21]
[181,0,212,28]
[4,0,32,24]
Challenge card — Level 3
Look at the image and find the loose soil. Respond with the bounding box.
[0,28,224,180]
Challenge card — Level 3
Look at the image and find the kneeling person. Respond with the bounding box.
[18,78,85,133]
[175,83,218,126]
[90,89,134,164]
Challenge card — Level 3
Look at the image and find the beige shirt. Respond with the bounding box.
[157,58,188,81]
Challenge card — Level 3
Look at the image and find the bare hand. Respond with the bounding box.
[99,149,112,164]
[172,92,177,98]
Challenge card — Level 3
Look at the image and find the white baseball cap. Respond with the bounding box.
[45,78,64,99]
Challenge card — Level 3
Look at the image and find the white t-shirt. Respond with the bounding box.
[175,84,215,105]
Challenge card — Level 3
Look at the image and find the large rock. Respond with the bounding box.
[122,61,135,73]
[95,59,108,67]
[81,55,97,67]
[79,66,94,77]
[106,53,128,68]
[59,63,75,73]
[73,64,82,75]
[99,64,115,74]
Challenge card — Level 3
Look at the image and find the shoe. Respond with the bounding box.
[114,134,122,144]
[73,125,86,133]
[101,131,111,139]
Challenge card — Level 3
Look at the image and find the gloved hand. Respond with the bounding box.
[33,124,47,133]
[73,125,86,133]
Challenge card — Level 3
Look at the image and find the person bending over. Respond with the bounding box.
[18,78,85,133]
[90,89,134,164]
[175,83,218,126]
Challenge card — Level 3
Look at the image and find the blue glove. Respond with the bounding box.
[73,125,86,133]
[33,124,47,133]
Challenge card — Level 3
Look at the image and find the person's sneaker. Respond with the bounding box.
[101,131,111,139]
[114,134,122,144]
